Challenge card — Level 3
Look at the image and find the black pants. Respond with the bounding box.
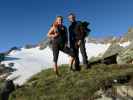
[52,42,80,71]
[79,39,88,65]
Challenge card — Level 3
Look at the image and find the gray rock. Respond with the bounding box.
[0,80,15,100]
[24,44,37,49]
[117,49,133,64]
[102,43,125,59]
[124,27,133,41]
[127,40,133,49]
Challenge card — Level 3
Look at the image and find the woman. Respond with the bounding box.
[48,16,79,76]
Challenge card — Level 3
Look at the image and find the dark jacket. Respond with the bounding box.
[69,21,82,47]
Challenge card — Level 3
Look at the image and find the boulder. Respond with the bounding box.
[117,41,133,64]
[102,43,125,59]
[0,80,15,100]
[0,53,5,63]
[117,49,133,64]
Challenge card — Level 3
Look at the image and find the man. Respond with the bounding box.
[68,13,91,69]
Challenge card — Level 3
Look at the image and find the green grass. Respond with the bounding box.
[0,79,4,90]
[0,79,5,100]
[9,64,133,100]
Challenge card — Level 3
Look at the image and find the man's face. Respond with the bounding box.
[68,15,75,23]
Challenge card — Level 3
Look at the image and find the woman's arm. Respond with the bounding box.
[47,27,54,38]
[47,26,59,39]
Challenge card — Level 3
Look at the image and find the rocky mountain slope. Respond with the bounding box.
[1,27,133,86]
[1,27,133,100]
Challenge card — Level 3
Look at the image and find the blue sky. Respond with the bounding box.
[0,0,133,52]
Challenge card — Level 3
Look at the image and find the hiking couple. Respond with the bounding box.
[47,13,91,76]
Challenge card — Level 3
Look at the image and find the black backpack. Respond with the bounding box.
[74,21,91,40]
[80,21,91,37]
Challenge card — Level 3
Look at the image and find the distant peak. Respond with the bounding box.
[128,27,133,33]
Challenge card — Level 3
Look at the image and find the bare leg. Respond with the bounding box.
[53,62,60,77]
[52,43,60,76]
[69,56,75,71]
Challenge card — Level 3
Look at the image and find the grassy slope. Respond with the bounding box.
[0,79,4,100]
[9,64,133,100]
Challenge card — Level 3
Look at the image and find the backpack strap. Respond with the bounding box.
[74,21,85,40]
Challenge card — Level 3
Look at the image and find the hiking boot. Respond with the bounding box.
[75,66,81,71]
[54,70,61,78]
[55,73,61,78]
[70,65,75,71]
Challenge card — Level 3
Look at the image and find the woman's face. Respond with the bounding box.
[56,17,63,25]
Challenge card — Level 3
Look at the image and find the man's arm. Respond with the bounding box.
[74,23,85,41]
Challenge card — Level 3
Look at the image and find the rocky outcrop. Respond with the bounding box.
[117,41,133,64]
[123,27,133,41]
[117,49,133,64]
[89,43,125,65]
[102,43,125,59]
[24,44,37,49]
[96,85,133,100]
[0,80,15,100]
[0,64,15,79]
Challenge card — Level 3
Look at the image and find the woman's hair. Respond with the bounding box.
[56,16,63,19]
[52,16,63,28]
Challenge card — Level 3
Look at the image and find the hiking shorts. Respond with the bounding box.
[52,42,75,63]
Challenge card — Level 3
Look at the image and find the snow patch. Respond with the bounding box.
[119,41,131,48]
[3,43,110,85]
